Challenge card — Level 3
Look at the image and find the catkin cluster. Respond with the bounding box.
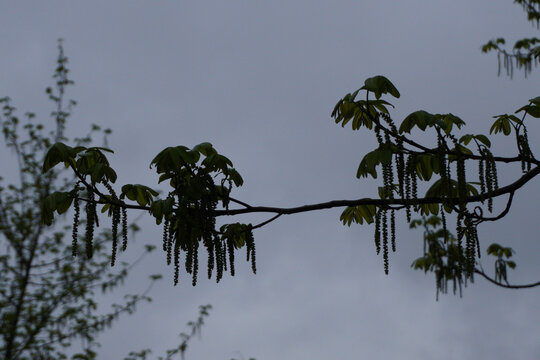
[72,181,81,257]
[518,125,533,172]
[71,180,128,264]
[369,111,503,281]
[160,169,256,286]
[84,186,96,259]
[478,147,498,212]
[102,181,122,266]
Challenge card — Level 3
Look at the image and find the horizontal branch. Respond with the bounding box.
[72,164,540,227]
[368,105,539,166]
[215,165,540,216]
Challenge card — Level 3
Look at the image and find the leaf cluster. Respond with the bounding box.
[42,134,255,285]
[333,75,537,277]
[481,1,540,77]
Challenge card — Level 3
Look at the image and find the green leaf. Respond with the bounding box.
[415,154,434,181]
[340,205,376,226]
[86,146,114,153]
[367,99,394,113]
[399,110,438,134]
[41,191,74,225]
[418,203,439,215]
[516,104,540,118]
[436,113,466,134]
[75,149,112,179]
[459,134,473,146]
[101,203,111,213]
[150,146,193,174]
[357,205,376,224]
[149,197,175,224]
[360,75,400,100]
[490,114,521,136]
[465,182,479,196]
[121,184,159,206]
[502,247,514,258]
[226,168,244,187]
[356,148,383,178]
[192,142,216,157]
[474,134,491,148]
[202,153,233,173]
[458,134,491,148]
[529,96,540,107]
[487,243,502,256]
[90,163,117,183]
[220,223,252,247]
[331,95,382,130]
[43,142,84,172]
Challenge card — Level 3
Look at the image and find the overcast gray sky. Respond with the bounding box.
[1,1,539,359]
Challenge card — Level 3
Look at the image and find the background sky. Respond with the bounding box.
[1,1,539,359]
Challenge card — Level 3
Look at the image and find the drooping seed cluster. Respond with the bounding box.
[404,154,418,223]
[67,165,256,286]
[379,113,405,196]
[72,181,81,257]
[84,186,96,259]
[518,125,533,173]
[102,181,121,266]
[370,113,402,274]
[456,210,480,277]
[374,209,381,255]
[245,227,256,274]
[437,133,451,244]
[414,216,469,300]
[365,111,504,281]
[373,207,396,275]
[478,147,498,212]
[496,46,537,78]
[121,207,128,251]
[158,169,256,286]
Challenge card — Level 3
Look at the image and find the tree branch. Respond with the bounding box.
[215,165,540,217]
[474,269,540,289]
[364,102,539,166]
[252,214,282,230]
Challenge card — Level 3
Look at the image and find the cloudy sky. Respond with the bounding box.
[1,1,539,359]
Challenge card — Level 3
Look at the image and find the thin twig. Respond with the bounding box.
[474,269,540,289]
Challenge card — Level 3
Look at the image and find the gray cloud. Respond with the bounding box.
[1,1,539,359]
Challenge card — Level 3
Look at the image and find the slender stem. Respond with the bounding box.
[474,269,540,289]
[252,214,282,230]
[215,165,540,216]
[366,108,539,166]
[72,165,540,224]
[228,197,252,208]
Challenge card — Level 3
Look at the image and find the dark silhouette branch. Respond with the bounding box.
[69,165,540,232]
[474,269,540,289]
[252,214,282,230]
[468,191,515,223]
[362,102,539,166]
[215,165,540,217]
[228,197,252,209]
